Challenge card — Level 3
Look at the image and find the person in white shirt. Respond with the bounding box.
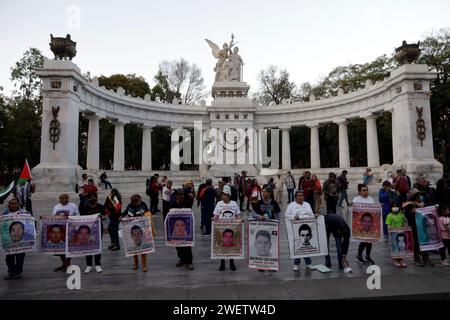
[51,194,79,273]
[285,190,317,271]
[352,184,376,265]
[162,180,174,220]
[213,184,241,271]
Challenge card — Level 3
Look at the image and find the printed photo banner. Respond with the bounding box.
[40,215,67,255]
[285,215,328,259]
[351,203,382,242]
[0,214,36,255]
[211,219,244,259]
[415,206,444,251]
[66,214,102,258]
[121,216,155,257]
[164,209,195,247]
[388,227,414,259]
[248,220,279,270]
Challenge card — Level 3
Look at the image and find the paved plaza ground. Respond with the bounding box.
[1,188,450,300]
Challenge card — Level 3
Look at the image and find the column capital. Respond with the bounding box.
[307,122,320,129]
[279,125,291,131]
[85,112,103,120]
[362,113,378,120]
[142,123,155,130]
[335,119,348,125]
[111,118,129,125]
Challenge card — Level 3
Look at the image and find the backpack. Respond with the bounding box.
[75,183,79,193]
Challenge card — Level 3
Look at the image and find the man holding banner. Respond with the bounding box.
[213,185,242,271]
[285,190,317,271]
[1,198,35,280]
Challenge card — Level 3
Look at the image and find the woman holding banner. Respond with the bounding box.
[2,198,31,280]
[251,186,281,272]
[80,193,105,273]
[121,194,153,272]
[170,189,194,270]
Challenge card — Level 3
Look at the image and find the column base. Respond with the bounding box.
[32,162,82,192]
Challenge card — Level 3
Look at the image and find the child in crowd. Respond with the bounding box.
[385,203,408,268]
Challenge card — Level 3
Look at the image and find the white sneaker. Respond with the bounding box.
[84,266,92,273]
[95,266,103,273]
[344,267,352,273]
[441,260,450,266]
[292,264,300,271]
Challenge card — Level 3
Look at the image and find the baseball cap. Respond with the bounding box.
[222,184,232,196]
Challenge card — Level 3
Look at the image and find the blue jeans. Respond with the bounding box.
[338,189,349,207]
[294,257,312,265]
[287,189,295,203]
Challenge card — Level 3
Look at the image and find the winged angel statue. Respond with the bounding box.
[205,34,243,82]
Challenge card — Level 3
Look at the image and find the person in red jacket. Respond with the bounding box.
[247,179,262,211]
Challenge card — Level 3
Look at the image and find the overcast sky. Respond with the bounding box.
[1,0,449,99]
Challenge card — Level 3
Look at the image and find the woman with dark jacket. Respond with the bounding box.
[121,194,152,272]
[104,189,122,251]
[80,193,105,273]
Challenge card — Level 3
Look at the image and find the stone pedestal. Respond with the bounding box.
[32,59,82,191]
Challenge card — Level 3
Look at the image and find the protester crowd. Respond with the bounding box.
[1,167,449,281]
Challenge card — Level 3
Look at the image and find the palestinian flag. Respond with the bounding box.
[0,180,15,204]
[17,159,32,184]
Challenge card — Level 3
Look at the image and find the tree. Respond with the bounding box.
[98,74,151,98]
[419,28,450,170]
[310,55,395,99]
[0,48,44,172]
[158,58,206,104]
[253,66,297,105]
[10,48,44,101]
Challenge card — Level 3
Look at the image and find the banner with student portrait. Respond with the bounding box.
[121,216,155,257]
[164,209,194,247]
[351,203,382,242]
[39,215,67,255]
[0,214,36,255]
[211,220,244,259]
[285,215,328,259]
[415,206,444,251]
[389,227,414,259]
[66,214,102,257]
[248,220,279,271]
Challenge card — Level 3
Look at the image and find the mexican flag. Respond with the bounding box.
[0,180,15,204]
[17,159,32,184]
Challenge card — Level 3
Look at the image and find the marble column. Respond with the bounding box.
[141,125,152,171]
[86,114,100,171]
[309,124,321,169]
[281,127,291,170]
[337,120,350,168]
[113,120,126,171]
[170,126,181,171]
[366,115,380,167]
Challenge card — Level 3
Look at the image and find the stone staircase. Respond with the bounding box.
[85,166,385,194]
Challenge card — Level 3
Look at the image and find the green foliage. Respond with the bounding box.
[1,48,44,172]
[98,74,151,98]
[253,65,298,105]
[419,28,450,171]
[10,48,44,101]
